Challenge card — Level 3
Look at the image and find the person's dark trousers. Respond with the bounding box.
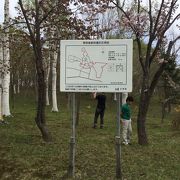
[93,108,105,128]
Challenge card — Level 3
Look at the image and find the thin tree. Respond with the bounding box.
[2,0,11,116]
[18,0,53,142]
[17,0,94,141]
[0,32,3,121]
[44,44,50,106]
[49,28,59,112]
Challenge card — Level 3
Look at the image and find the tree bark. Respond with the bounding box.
[0,35,3,120]
[17,71,20,94]
[35,58,52,142]
[35,21,52,142]
[45,55,50,106]
[137,75,149,145]
[19,0,52,142]
[2,0,11,116]
[51,49,58,112]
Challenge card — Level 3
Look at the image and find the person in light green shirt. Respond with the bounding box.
[121,96,134,145]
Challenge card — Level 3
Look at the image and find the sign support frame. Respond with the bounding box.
[115,93,122,179]
[68,92,76,177]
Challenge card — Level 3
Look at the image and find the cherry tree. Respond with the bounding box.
[111,0,180,144]
[17,0,59,141]
[15,0,98,141]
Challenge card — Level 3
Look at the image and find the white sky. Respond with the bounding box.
[0,0,18,23]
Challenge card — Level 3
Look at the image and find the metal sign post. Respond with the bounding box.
[60,39,133,178]
[68,92,76,177]
[115,93,122,179]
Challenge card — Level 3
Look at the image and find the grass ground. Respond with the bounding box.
[0,92,179,180]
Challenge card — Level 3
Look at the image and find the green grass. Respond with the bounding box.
[0,92,179,179]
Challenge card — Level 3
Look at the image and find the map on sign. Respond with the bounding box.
[60,40,133,92]
[67,47,107,82]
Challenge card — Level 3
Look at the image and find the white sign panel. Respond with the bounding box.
[60,39,133,92]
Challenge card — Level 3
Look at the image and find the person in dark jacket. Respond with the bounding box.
[93,92,106,129]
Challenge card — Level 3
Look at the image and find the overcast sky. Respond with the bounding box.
[0,0,18,23]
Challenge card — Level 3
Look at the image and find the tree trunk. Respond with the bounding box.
[45,55,50,106]
[35,33,52,141]
[10,73,15,110]
[35,65,52,142]
[0,35,3,120]
[2,69,11,116]
[17,71,20,94]
[137,60,167,145]
[18,0,52,142]
[137,75,149,145]
[51,50,58,112]
[116,0,124,38]
[2,0,11,116]
[34,2,52,142]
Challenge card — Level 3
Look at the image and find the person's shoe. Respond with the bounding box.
[92,124,97,129]
[122,141,128,145]
[0,120,9,125]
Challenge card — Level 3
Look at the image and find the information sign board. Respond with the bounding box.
[60,39,133,92]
